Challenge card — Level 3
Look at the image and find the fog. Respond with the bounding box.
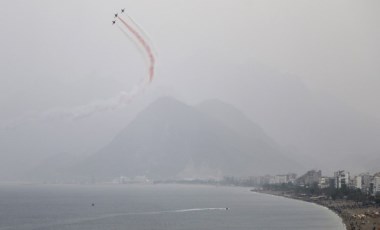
[0,0,379,180]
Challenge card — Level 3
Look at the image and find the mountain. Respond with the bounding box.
[71,97,300,180]
[206,71,380,173]
[197,99,279,148]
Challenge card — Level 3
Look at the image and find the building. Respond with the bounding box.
[273,173,297,184]
[373,173,380,195]
[354,175,362,189]
[287,173,297,184]
[274,175,288,184]
[113,175,151,184]
[334,170,350,189]
[354,173,372,194]
[259,175,275,185]
[369,182,374,195]
[319,177,333,189]
[295,170,322,186]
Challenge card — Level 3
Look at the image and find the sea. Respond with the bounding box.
[0,183,345,230]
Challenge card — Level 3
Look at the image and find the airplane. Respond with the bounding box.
[114,13,118,18]
[121,8,125,13]
[112,20,116,25]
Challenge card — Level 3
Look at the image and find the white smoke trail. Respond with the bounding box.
[1,208,228,230]
[43,88,140,119]
[0,85,143,130]
[0,14,156,130]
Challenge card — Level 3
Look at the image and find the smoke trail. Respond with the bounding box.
[0,13,157,129]
[117,24,151,87]
[123,14,157,57]
[117,16,155,83]
[0,88,141,129]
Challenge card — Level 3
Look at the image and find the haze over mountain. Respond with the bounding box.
[174,66,380,174]
[0,0,379,182]
[2,70,379,181]
[222,72,380,174]
[65,97,300,181]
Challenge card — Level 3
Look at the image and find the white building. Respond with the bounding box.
[274,175,288,184]
[334,170,350,189]
[272,173,297,184]
[354,175,362,189]
[354,173,372,194]
[373,176,380,195]
[268,176,276,185]
[319,177,332,189]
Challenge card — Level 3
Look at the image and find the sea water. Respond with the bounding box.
[0,184,345,230]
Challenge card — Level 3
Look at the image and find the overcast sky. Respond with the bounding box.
[0,0,379,121]
[0,0,379,177]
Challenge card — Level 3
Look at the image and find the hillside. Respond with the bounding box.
[72,97,300,180]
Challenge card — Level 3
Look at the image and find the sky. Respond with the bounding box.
[0,0,379,177]
[0,0,379,121]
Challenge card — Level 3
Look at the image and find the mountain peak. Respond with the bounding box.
[71,97,300,180]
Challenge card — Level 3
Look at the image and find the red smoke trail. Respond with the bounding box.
[118,16,155,83]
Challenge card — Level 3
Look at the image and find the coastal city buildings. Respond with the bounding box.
[223,169,380,199]
[112,175,151,184]
[274,175,287,184]
[373,174,380,195]
[318,176,333,189]
[273,173,297,184]
[334,170,350,189]
[257,170,380,230]
[295,170,322,186]
[354,175,362,189]
[354,173,372,194]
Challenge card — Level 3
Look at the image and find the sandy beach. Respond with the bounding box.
[255,190,380,230]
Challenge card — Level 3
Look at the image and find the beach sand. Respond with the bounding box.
[255,190,380,230]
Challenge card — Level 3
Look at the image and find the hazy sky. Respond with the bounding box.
[0,0,379,177]
[0,0,379,121]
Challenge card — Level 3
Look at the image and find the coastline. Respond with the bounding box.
[2,181,378,229]
[254,189,380,230]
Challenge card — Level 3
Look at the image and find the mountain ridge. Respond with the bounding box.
[68,97,300,180]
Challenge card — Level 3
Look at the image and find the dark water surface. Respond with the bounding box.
[0,184,345,230]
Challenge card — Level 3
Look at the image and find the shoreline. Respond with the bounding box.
[254,189,380,230]
[2,182,378,229]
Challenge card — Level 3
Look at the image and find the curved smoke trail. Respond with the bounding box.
[0,12,156,129]
[117,16,155,83]
[116,24,150,86]
[123,14,157,57]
